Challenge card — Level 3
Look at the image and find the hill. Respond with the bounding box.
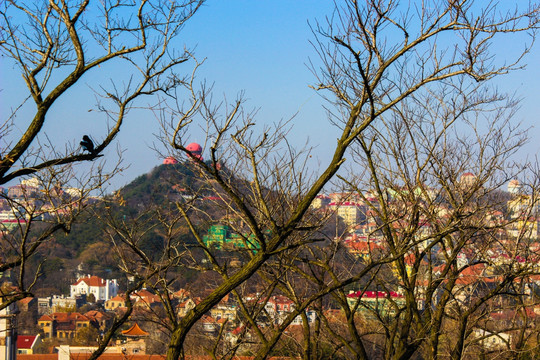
[32,161,213,294]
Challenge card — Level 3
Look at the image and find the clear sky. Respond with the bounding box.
[2,1,539,191]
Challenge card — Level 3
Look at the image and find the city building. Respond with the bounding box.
[104,295,126,311]
[37,313,91,339]
[346,290,405,317]
[70,275,118,301]
[329,201,368,228]
[0,301,17,360]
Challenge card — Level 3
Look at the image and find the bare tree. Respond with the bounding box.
[99,1,540,359]
[0,2,204,350]
[0,0,203,182]
[297,86,539,360]
[0,1,207,358]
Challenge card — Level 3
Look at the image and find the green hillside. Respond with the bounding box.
[33,161,214,294]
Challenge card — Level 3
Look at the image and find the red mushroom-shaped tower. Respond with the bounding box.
[185,142,203,161]
[163,156,178,165]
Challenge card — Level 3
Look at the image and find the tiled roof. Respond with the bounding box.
[132,290,161,304]
[177,299,194,308]
[347,290,404,299]
[38,315,53,321]
[121,323,149,337]
[52,312,89,322]
[73,276,106,287]
[84,310,112,321]
[107,295,124,302]
[231,325,245,335]
[18,355,57,360]
[267,295,294,305]
[17,335,38,349]
[0,354,295,360]
[173,289,190,299]
[328,201,364,207]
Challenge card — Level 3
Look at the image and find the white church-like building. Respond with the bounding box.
[70,275,118,302]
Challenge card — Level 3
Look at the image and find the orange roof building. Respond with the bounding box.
[104,295,126,311]
[121,323,149,337]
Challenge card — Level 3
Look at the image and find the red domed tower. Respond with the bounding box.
[163,156,178,165]
[185,142,203,161]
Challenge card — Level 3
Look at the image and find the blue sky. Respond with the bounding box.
[1,1,539,190]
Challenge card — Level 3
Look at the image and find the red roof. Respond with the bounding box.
[345,241,381,253]
[17,335,38,349]
[45,312,89,323]
[328,201,364,207]
[178,299,194,308]
[132,289,161,304]
[121,323,149,337]
[107,295,124,302]
[18,355,296,360]
[200,314,215,323]
[18,355,57,360]
[460,263,485,276]
[203,196,221,201]
[73,276,106,287]
[19,297,34,304]
[19,356,166,360]
[173,289,191,299]
[84,310,111,321]
[266,295,294,306]
[347,291,404,299]
[231,326,245,335]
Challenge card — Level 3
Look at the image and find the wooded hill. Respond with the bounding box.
[31,161,216,296]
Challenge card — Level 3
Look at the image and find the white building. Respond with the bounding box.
[474,329,511,350]
[329,201,368,228]
[70,275,118,301]
[0,301,17,360]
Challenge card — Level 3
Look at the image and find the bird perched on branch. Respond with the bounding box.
[80,135,95,155]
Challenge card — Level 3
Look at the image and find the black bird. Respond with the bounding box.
[80,135,95,154]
